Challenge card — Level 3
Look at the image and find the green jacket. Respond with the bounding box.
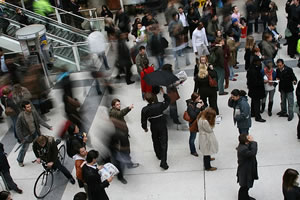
[33,0,54,16]
[109,107,131,134]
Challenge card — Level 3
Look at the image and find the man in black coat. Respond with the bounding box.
[82,150,113,200]
[141,89,170,170]
[246,55,266,122]
[0,143,22,194]
[237,134,258,200]
[276,59,297,121]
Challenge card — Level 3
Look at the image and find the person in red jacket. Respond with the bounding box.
[140,59,154,99]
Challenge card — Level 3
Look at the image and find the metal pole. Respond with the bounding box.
[55,7,62,24]
[21,0,25,9]
[72,46,81,72]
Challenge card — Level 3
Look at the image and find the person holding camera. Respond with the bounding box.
[186,92,205,157]
[236,134,258,200]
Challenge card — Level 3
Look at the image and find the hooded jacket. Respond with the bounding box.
[228,96,252,129]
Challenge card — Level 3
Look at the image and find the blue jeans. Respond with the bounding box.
[214,67,225,93]
[280,91,294,119]
[238,128,249,135]
[17,131,38,163]
[189,132,197,154]
[229,66,234,80]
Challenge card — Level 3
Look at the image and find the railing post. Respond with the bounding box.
[72,46,81,72]
[21,0,25,9]
[89,10,93,18]
[55,7,62,24]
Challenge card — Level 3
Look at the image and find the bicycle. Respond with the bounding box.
[33,139,66,199]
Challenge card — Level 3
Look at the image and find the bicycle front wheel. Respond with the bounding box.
[58,144,66,165]
[33,171,54,199]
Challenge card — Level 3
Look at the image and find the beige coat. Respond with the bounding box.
[198,119,219,156]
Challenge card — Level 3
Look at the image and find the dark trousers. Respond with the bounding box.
[201,91,219,115]
[189,132,197,154]
[52,159,72,180]
[247,19,258,35]
[238,128,249,135]
[287,34,298,57]
[203,155,211,170]
[169,101,179,122]
[0,18,9,34]
[297,114,300,139]
[150,123,168,166]
[125,64,133,84]
[251,97,262,120]
[238,186,250,200]
[1,171,18,191]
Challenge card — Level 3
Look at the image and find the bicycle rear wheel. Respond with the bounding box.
[33,171,54,199]
[58,144,66,165]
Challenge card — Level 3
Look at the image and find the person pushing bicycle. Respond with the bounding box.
[33,135,76,184]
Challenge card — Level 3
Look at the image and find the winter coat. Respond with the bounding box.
[226,37,238,66]
[197,118,218,156]
[247,64,265,99]
[136,53,148,75]
[33,136,58,163]
[228,96,251,129]
[213,46,225,69]
[276,66,297,93]
[16,110,51,142]
[0,145,9,173]
[237,141,258,188]
[141,66,154,94]
[194,64,218,94]
[260,40,276,60]
[73,154,86,187]
[82,164,110,200]
[186,99,202,124]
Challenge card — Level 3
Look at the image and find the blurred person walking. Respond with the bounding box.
[136,45,149,76]
[276,59,297,121]
[228,89,251,135]
[198,107,218,171]
[187,7,200,40]
[109,99,139,184]
[282,168,300,199]
[237,134,258,200]
[141,90,170,170]
[16,100,52,167]
[148,24,166,69]
[186,92,205,157]
[244,36,255,71]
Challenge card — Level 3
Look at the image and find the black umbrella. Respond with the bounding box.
[143,70,179,86]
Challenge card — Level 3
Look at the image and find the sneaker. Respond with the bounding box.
[288,117,293,121]
[255,118,266,122]
[210,157,215,161]
[18,162,24,167]
[118,177,128,184]
[216,115,222,124]
[230,78,237,81]
[234,74,239,77]
[127,163,139,168]
[279,113,289,117]
[14,188,23,194]
[219,92,228,95]
[69,177,76,184]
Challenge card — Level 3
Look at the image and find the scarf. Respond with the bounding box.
[264,67,273,86]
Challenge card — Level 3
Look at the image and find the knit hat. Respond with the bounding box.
[232,18,238,24]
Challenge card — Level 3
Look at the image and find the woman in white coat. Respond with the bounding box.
[198,107,219,171]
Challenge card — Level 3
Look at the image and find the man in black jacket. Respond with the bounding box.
[276,59,297,121]
[33,135,76,184]
[141,89,170,170]
[82,150,113,200]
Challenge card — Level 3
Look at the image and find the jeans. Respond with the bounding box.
[262,89,275,104]
[17,131,38,163]
[98,52,110,69]
[203,155,211,170]
[214,67,225,94]
[52,159,73,180]
[171,37,179,68]
[189,132,197,154]
[229,66,234,80]
[280,91,294,119]
[155,55,164,69]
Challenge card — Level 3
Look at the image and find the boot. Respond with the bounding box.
[268,102,273,116]
[260,103,265,113]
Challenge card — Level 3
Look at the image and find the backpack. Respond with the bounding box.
[208,48,217,65]
[66,136,75,158]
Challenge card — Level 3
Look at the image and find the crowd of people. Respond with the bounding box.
[1,0,300,200]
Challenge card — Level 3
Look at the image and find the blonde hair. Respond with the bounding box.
[245,35,255,50]
[198,63,208,79]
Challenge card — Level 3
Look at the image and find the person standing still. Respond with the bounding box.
[16,100,52,167]
[276,59,297,121]
[236,134,258,200]
[141,90,170,170]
